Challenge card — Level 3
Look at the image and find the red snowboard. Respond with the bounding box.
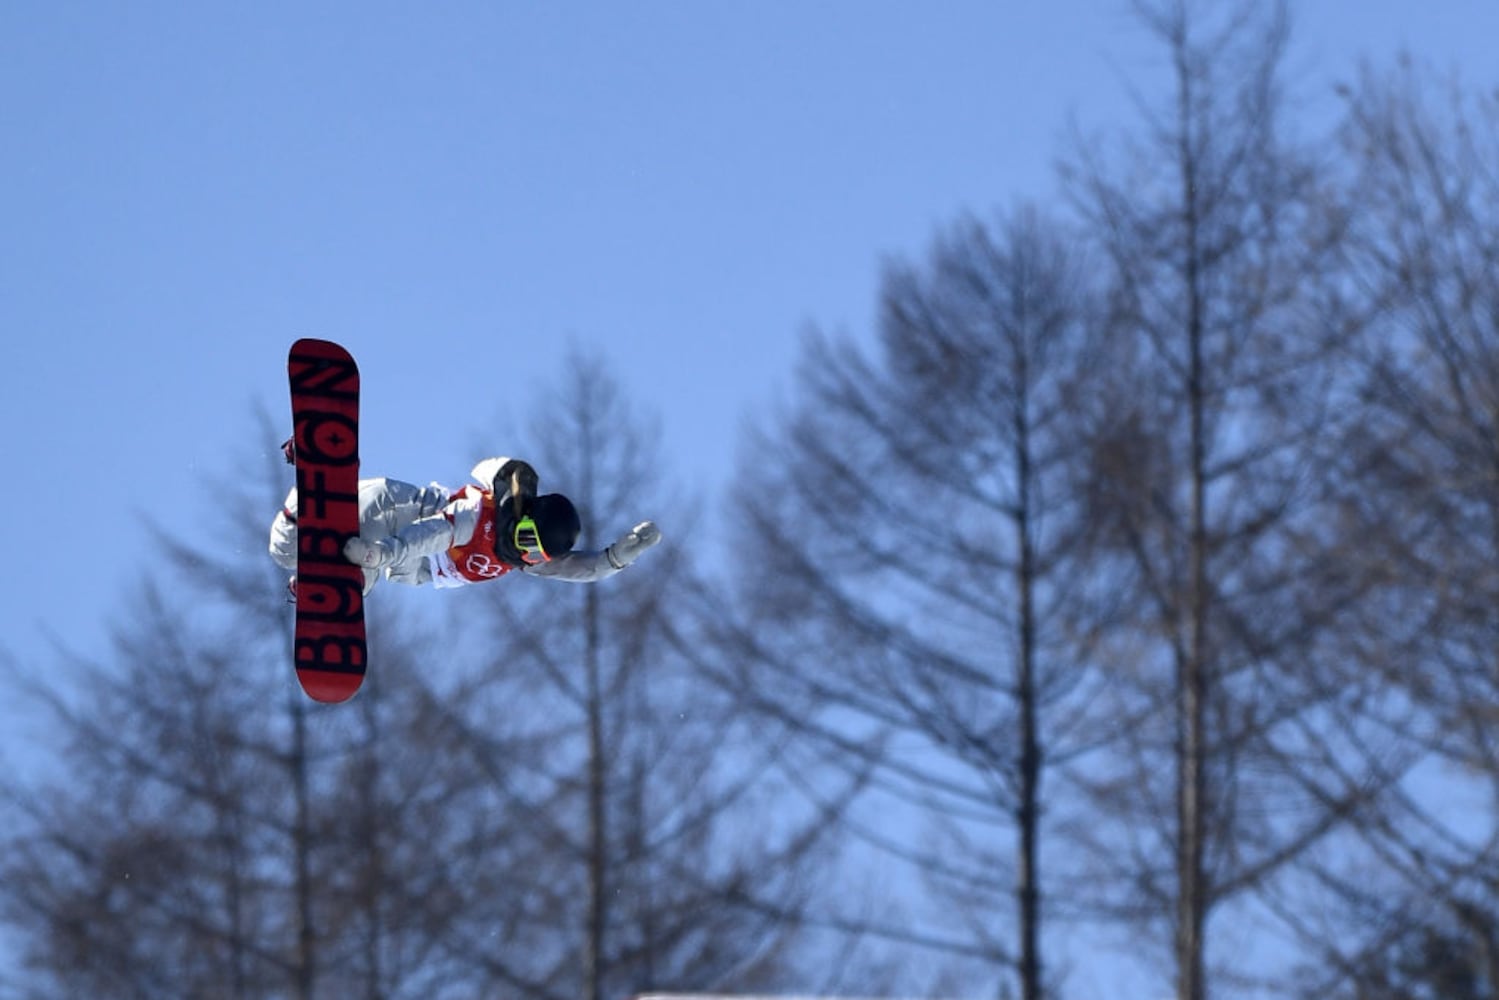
[288,338,367,703]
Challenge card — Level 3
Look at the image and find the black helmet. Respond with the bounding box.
[529,493,581,558]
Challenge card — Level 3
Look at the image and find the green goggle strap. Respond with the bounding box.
[514,515,549,560]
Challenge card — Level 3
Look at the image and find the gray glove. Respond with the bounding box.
[605,521,662,570]
[345,536,399,569]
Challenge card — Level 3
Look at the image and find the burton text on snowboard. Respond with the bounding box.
[288,338,367,703]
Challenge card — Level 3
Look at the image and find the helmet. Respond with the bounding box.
[529,493,581,557]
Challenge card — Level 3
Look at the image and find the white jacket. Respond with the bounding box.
[270,457,636,592]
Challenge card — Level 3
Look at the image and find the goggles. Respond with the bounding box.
[513,515,552,565]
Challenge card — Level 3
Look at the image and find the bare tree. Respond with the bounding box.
[1057,2,1424,997]
[0,434,347,998]
[691,203,1110,999]
[1277,58,1499,1000]
[1,378,838,999]
[410,351,842,1000]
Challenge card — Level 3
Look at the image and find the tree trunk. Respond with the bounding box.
[292,690,316,1000]
[584,583,608,1000]
[1014,362,1044,1000]
[1178,123,1209,999]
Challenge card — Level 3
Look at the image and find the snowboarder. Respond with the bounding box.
[270,454,662,595]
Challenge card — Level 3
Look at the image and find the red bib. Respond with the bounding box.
[441,487,512,583]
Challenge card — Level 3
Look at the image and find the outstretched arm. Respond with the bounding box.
[524,521,662,583]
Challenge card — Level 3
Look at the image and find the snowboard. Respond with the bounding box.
[288,338,367,703]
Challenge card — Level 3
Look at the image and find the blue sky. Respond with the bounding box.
[6,2,1497,653]
[3,2,1161,652]
[3,0,1498,991]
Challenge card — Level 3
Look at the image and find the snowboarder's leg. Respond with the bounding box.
[270,495,299,575]
[272,485,382,596]
[274,475,444,597]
